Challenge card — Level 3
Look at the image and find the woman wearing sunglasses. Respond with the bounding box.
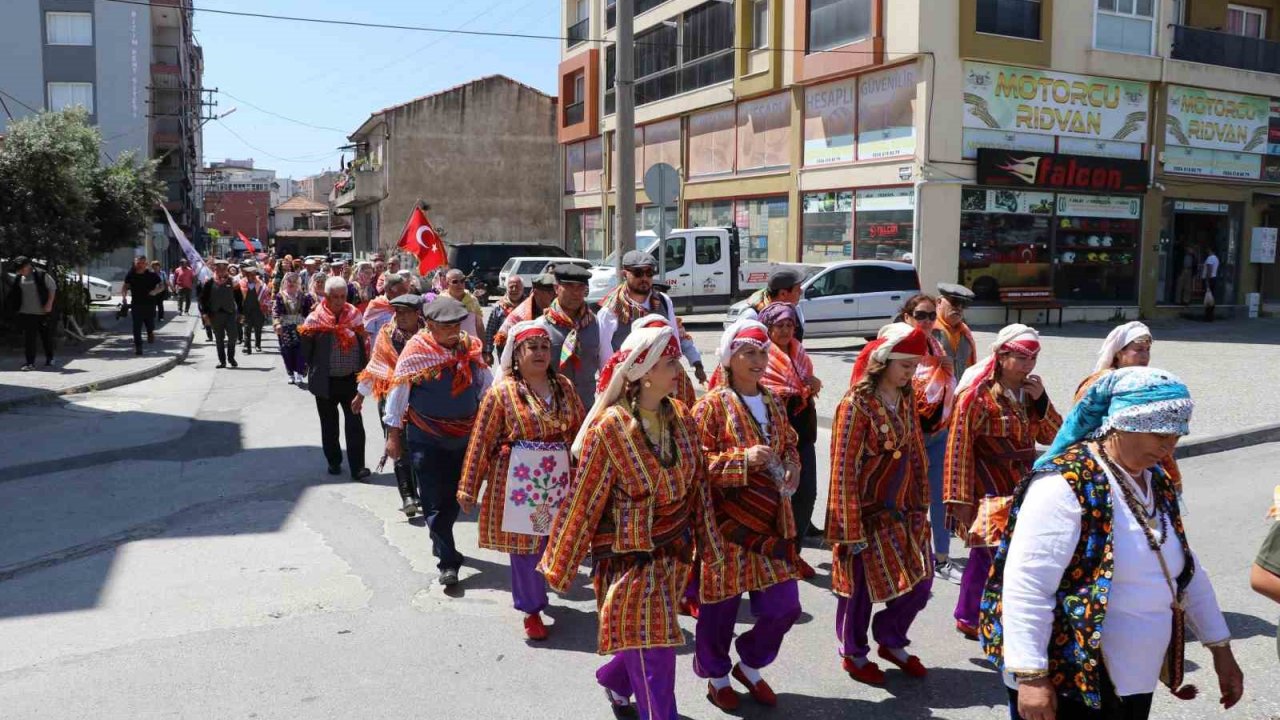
[897,295,962,585]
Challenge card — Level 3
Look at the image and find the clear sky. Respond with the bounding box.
[195,0,562,180]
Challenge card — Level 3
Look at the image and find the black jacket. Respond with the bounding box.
[198,278,244,315]
[301,330,369,398]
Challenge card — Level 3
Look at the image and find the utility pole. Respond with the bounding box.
[614,0,636,274]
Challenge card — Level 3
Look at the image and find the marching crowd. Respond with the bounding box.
[162,249,1276,720]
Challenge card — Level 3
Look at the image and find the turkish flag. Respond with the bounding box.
[397,207,447,276]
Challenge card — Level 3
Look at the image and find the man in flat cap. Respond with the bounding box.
[355,293,425,518]
[934,283,977,379]
[199,259,245,368]
[383,295,491,587]
[492,272,555,359]
[362,272,410,337]
[537,263,600,407]
[739,267,808,341]
[239,265,271,355]
[597,250,707,385]
[484,275,526,365]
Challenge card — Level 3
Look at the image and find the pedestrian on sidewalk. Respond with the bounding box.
[272,271,313,384]
[758,302,823,578]
[172,259,195,315]
[982,367,1242,719]
[199,260,244,368]
[7,257,56,371]
[239,266,270,355]
[944,324,1062,641]
[691,320,802,711]
[927,284,977,585]
[382,296,490,587]
[122,256,163,356]
[828,323,935,686]
[150,260,170,323]
[300,276,370,480]
[540,324,722,720]
[457,320,585,640]
[356,293,424,516]
[538,265,601,409]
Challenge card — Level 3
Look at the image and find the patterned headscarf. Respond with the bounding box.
[756,301,799,328]
[956,324,1041,394]
[849,322,929,385]
[574,326,678,457]
[497,320,550,377]
[1034,366,1192,470]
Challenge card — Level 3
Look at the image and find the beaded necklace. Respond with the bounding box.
[1095,442,1169,548]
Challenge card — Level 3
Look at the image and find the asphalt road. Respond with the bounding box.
[0,330,1277,720]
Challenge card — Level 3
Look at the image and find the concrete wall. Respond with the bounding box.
[95,0,149,162]
[0,4,45,136]
[376,76,561,251]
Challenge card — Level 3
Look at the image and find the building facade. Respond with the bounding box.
[0,0,203,274]
[334,75,562,259]
[203,159,276,249]
[558,0,1280,319]
[297,171,341,205]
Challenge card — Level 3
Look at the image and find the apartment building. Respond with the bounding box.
[558,0,1280,319]
[0,0,203,272]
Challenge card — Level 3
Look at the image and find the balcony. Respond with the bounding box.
[564,100,585,126]
[606,0,667,29]
[604,49,734,114]
[329,166,384,209]
[1171,25,1280,75]
[153,117,183,148]
[568,17,589,47]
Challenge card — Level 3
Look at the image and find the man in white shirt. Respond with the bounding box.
[1201,247,1220,321]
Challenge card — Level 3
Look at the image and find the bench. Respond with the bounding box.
[999,286,1064,328]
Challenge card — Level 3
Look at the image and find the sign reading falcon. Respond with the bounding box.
[397,206,447,275]
[976,148,1149,193]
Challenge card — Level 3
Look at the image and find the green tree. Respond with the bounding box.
[91,151,163,258]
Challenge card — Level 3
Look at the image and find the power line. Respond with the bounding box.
[217,90,349,134]
[214,118,343,163]
[0,87,41,115]
[102,0,920,57]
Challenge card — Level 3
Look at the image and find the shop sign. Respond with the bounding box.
[1174,200,1229,213]
[1165,85,1269,154]
[1163,146,1262,180]
[854,187,914,212]
[962,128,1054,160]
[962,62,1149,142]
[961,188,1055,215]
[1055,193,1142,219]
[1264,156,1280,182]
[857,63,918,161]
[1057,137,1144,160]
[803,80,856,166]
[976,149,1149,193]
[1251,227,1277,264]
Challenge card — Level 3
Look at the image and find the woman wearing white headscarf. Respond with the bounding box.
[981,367,1242,720]
[539,326,723,720]
[457,320,585,641]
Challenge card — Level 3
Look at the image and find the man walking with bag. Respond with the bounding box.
[8,257,57,371]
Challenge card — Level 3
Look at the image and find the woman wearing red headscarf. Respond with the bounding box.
[827,323,934,686]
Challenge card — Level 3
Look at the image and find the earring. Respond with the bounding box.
[644,380,652,388]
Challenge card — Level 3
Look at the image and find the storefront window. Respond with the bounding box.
[960,188,1054,301]
[855,188,914,261]
[737,196,788,261]
[688,200,735,228]
[688,106,736,178]
[801,191,853,263]
[638,204,678,235]
[1053,194,1141,302]
[567,210,605,262]
[737,94,791,172]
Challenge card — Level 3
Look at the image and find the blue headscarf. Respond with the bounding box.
[1034,366,1193,471]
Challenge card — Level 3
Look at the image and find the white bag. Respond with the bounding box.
[1203,286,1216,307]
[501,441,571,536]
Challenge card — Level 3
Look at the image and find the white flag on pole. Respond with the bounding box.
[160,204,212,283]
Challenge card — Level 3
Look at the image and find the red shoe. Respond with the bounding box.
[705,682,740,711]
[797,556,816,580]
[524,612,549,641]
[679,596,700,618]
[732,664,777,706]
[955,620,979,640]
[842,657,886,686]
[877,646,928,678]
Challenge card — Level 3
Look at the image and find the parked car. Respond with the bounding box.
[446,242,569,302]
[587,227,822,312]
[725,260,920,339]
[498,257,594,289]
[75,273,114,303]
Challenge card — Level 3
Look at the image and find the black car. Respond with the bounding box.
[446,242,568,298]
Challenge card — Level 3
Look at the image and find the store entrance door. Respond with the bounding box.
[1162,203,1236,306]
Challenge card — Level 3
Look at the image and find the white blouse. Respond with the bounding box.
[1000,446,1230,697]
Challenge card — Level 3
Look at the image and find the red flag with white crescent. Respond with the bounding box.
[397,207,447,276]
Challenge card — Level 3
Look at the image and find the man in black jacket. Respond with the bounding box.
[8,257,57,370]
[199,260,244,368]
[122,256,163,356]
[302,276,370,480]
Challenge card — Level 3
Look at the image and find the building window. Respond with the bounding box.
[568,0,590,46]
[688,199,735,228]
[736,93,790,172]
[604,1,735,113]
[738,197,788,261]
[854,188,915,262]
[801,192,854,263]
[606,0,671,29]
[752,0,770,49]
[1227,4,1267,38]
[46,12,93,46]
[1095,0,1156,55]
[47,82,94,113]
[567,210,605,262]
[688,106,736,177]
[975,0,1041,40]
[807,0,871,53]
[564,71,586,126]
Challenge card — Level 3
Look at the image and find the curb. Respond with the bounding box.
[0,320,196,414]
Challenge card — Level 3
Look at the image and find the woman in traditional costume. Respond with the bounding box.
[539,325,723,720]
[458,320,585,640]
[272,271,313,385]
[827,323,935,685]
[691,320,802,710]
[981,367,1243,720]
[944,324,1062,640]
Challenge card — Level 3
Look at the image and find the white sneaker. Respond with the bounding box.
[934,560,964,585]
[20,364,34,371]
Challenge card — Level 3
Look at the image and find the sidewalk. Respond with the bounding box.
[0,303,196,412]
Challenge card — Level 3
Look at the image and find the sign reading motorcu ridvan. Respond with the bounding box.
[976,149,1149,193]
[963,62,1150,142]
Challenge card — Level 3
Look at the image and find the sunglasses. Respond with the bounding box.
[911,311,938,321]
[627,268,657,278]
[448,280,464,285]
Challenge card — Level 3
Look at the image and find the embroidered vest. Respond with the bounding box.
[979,443,1194,710]
[544,318,600,408]
[406,366,483,449]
